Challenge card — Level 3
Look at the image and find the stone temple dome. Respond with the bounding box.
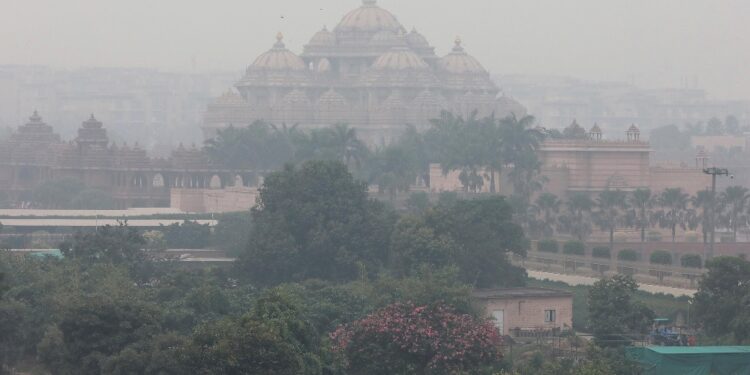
[406,28,430,48]
[251,33,306,71]
[439,37,486,74]
[372,46,429,70]
[335,0,405,33]
[309,26,337,46]
[370,30,406,48]
[222,0,526,143]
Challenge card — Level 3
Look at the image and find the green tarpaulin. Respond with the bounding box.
[626,346,750,375]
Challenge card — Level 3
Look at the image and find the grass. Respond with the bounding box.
[527,278,690,332]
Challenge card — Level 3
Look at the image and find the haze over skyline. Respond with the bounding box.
[1,0,749,99]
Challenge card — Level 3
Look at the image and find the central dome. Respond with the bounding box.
[335,0,405,33]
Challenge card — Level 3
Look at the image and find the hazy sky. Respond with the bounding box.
[2,0,749,99]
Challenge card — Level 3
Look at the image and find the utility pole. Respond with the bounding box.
[703,167,730,260]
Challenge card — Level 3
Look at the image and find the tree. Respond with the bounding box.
[179,288,325,375]
[588,275,655,346]
[389,216,455,277]
[60,223,146,266]
[204,122,295,170]
[330,302,503,375]
[593,190,627,250]
[238,161,395,285]
[499,114,544,201]
[628,189,653,243]
[719,186,750,242]
[39,295,162,375]
[693,256,750,343]
[162,221,212,249]
[655,188,690,242]
[424,196,527,287]
[559,193,594,242]
[534,193,561,239]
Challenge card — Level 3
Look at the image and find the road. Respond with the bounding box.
[527,270,696,297]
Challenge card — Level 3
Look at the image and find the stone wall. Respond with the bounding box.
[170,187,257,213]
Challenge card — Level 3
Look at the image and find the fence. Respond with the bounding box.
[517,250,705,289]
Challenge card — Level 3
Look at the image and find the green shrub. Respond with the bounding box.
[650,250,673,265]
[563,240,585,256]
[538,239,559,253]
[617,249,639,262]
[591,247,611,259]
[681,254,702,268]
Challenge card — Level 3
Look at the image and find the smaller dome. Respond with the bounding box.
[406,28,429,48]
[627,124,640,133]
[372,47,429,70]
[316,58,332,73]
[495,96,527,118]
[590,123,602,133]
[309,26,336,46]
[438,37,486,74]
[250,33,306,71]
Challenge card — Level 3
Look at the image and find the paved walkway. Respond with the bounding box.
[527,270,696,297]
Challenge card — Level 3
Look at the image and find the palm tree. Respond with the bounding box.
[499,114,545,202]
[628,189,654,243]
[594,190,627,250]
[656,188,690,242]
[691,190,712,244]
[330,123,367,168]
[719,186,750,241]
[560,192,594,242]
[534,193,561,238]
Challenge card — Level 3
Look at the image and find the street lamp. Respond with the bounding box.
[702,167,731,260]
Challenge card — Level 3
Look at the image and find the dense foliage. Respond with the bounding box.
[588,275,655,347]
[694,256,750,343]
[331,302,503,374]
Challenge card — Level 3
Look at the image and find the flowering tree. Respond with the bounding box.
[330,302,503,374]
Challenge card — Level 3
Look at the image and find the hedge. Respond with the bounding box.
[563,240,585,256]
[681,254,702,268]
[617,249,639,262]
[538,239,559,253]
[591,247,611,259]
[650,250,673,265]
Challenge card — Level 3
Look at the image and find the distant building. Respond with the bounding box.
[429,122,711,197]
[497,75,750,135]
[0,112,258,208]
[202,0,526,143]
[473,288,574,337]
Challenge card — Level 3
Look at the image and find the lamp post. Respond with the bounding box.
[702,167,730,260]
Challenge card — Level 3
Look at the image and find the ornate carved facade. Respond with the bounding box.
[0,112,259,208]
[202,0,526,142]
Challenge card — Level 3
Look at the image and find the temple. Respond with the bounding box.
[202,0,525,142]
[0,112,258,208]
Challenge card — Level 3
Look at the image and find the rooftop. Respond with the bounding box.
[472,287,573,299]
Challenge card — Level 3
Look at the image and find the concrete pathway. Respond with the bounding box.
[527,270,696,297]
